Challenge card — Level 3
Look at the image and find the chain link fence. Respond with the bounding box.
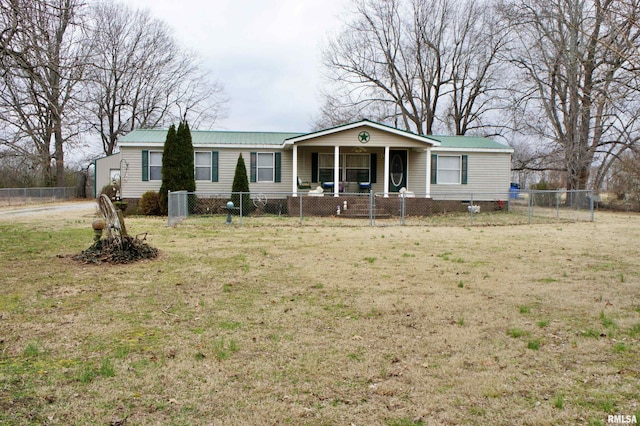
[167,189,594,227]
[0,187,77,207]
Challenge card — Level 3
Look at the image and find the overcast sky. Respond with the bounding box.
[125,0,348,133]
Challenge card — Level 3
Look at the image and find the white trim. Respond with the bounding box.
[425,147,432,198]
[334,146,340,197]
[120,143,285,150]
[383,146,390,197]
[431,147,513,153]
[284,120,441,147]
[292,145,298,195]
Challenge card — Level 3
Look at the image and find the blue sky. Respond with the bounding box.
[126,0,347,133]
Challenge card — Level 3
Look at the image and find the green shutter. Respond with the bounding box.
[211,151,218,182]
[250,152,257,183]
[274,152,281,183]
[311,153,318,183]
[430,154,437,184]
[370,153,377,183]
[142,150,149,181]
[461,155,468,185]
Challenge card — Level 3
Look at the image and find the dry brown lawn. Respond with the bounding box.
[0,204,639,425]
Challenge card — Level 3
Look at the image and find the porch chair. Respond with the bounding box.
[297,177,311,190]
[357,171,371,192]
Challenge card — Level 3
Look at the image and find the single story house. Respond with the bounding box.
[95,119,513,206]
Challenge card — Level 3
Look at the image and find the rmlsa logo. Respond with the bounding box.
[608,414,638,424]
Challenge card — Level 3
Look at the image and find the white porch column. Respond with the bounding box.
[333,145,340,197]
[292,145,298,196]
[383,145,390,197]
[425,147,431,198]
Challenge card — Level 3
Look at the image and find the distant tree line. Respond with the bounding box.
[0,0,227,188]
[319,0,640,196]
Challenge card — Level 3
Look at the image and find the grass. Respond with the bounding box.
[537,320,550,328]
[553,393,565,409]
[527,339,541,350]
[518,305,531,314]
[0,206,638,424]
[506,327,528,338]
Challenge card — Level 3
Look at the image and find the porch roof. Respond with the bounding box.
[283,119,441,147]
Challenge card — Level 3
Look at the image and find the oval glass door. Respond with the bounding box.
[390,153,404,187]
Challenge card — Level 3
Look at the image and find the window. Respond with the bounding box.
[250,152,281,183]
[318,153,340,182]
[345,154,370,182]
[149,151,162,181]
[437,155,461,184]
[317,153,370,182]
[431,154,468,185]
[257,152,274,182]
[109,169,120,184]
[195,152,211,181]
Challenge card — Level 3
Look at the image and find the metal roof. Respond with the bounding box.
[119,129,304,146]
[429,135,512,151]
[117,125,512,152]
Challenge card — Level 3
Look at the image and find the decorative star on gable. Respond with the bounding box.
[358,131,370,143]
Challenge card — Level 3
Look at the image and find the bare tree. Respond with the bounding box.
[319,0,508,135]
[501,0,640,191]
[0,0,88,185]
[443,1,510,135]
[86,1,227,156]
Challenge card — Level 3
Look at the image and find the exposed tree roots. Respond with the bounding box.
[74,236,158,264]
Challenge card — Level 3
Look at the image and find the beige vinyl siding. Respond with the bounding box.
[431,152,511,200]
[196,149,293,194]
[95,153,122,197]
[407,149,427,193]
[120,146,162,198]
[120,147,294,198]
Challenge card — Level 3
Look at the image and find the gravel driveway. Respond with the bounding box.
[0,200,97,219]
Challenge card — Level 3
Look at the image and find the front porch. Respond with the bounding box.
[283,120,439,198]
[289,145,433,198]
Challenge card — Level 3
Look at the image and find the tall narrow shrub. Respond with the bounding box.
[176,121,196,192]
[159,124,179,214]
[231,153,253,214]
[177,121,197,212]
[159,121,197,215]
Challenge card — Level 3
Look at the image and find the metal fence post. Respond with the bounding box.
[299,194,303,225]
[369,190,373,227]
[401,194,406,225]
[528,190,532,224]
[167,190,172,226]
[239,191,243,226]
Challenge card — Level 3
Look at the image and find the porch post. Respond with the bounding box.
[383,145,390,197]
[334,145,340,197]
[425,146,431,198]
[292,145,298,196]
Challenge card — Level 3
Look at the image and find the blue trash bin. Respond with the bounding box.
[510,183,520,199]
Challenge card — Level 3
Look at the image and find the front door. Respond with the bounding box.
[389,150,407,192]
